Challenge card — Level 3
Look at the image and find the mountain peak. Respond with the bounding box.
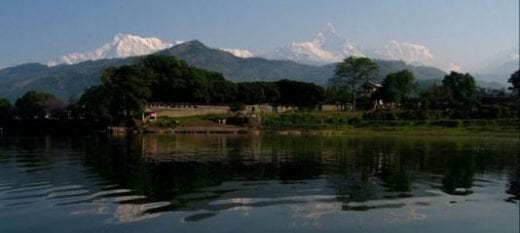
[182,40,207,48]
[321,23,337,36]
[271,23,364,65]
[47,33,173,66]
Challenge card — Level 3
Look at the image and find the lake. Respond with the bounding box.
[0,134,518,233]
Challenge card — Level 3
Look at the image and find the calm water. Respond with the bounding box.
[0,134,518,233]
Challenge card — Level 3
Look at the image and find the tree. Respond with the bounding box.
[381,69,416,104]
[100,65,153,125]
[329,56,378,111]
[15,91,63,119]
[509,70,519,96]
[441,71,477,109]
[77,65,153,126]
[276,79,325,108]
[0,98,13,122]
[77,86,113,124]
[326,86,352,110]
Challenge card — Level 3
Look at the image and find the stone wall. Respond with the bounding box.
[147,103,298,118]
[148,103,231,117]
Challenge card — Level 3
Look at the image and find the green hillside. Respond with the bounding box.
[0,40,448,101]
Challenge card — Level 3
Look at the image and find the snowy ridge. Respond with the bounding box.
[271,23,437,68]
[47,34,176,66]
[271,23,364,64]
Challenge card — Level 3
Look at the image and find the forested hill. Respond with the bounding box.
[0,40,447,101]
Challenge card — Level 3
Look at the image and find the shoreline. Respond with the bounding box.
[1,118,518,139]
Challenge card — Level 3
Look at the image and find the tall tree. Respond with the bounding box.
[441,71,477,109]
[329,56,378,111]
[100,65,153,125]
[381,69,416,104]
[508,69,519,96]
[77,86,113,124]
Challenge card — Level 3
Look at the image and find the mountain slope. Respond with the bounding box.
[156,40,326,83]
[0,40,447,101]
[0,59,135,100]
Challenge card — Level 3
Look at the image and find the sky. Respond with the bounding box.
[0,0,518,70]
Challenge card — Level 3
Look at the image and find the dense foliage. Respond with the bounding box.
[441,72,477,108]
[1,55,517,130]
[380,69,416,103]
[15,91,64,120]
[329,56,379,111]
[71,56,327,125]
[509,70,519,96]
[0,98,13,123]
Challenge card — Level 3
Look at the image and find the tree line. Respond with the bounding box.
[0,55,518,128]
[0,56,327,127]
[330,56,519,118]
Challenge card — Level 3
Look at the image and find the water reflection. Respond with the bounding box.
[0,134,518,232]
[78,135,520,221]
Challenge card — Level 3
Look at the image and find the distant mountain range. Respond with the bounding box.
[0,40,451,101]
[473,48,519,84]
[40,24,517,83]
[268,23,435,67]
[47,34,177,66]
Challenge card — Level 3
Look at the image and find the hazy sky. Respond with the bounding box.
[0,0,518,69]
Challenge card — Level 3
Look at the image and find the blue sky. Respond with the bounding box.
[0,0,518,69]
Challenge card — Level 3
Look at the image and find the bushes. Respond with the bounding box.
[261,113,364,129]
[347,116,363,126]
[429,120,461,128]
[152,117,179,128]
[262,113,322,129]
[226,115,249,126]
[472,105,516,119]
[363,110,397,120]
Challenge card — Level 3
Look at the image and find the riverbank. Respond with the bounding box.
[1,113,518,138]
[145,114,519,138]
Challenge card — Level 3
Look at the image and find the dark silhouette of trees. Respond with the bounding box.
[380,69,416,104]
[15,91,64,119]
[0,98,13,123]
[441,72,477,109]
[509,69,519,96]
[276,79,325,108]
[77,65,153,126]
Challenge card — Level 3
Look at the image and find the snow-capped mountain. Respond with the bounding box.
[47,33,178,66]
[47,34,257,66]
[371,40,434,66]
[270,23,436,67]
[270,23,364,65]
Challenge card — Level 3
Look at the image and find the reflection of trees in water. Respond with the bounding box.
[0,136,84,174]
[440,147,475,196]
[325,138,416,204]
[83,135,325,205]
[82,135,519,211]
